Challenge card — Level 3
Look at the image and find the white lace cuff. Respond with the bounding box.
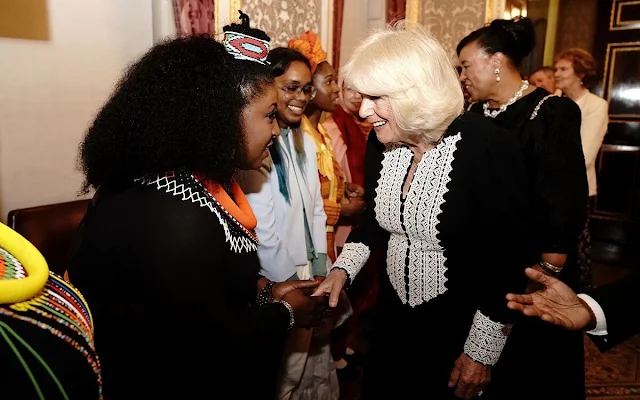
[463,309,511,366]
[331,242,370,281]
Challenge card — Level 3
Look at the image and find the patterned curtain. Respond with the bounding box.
[386,0,406,23]
[173,0,215,36]
[332,0,345,70]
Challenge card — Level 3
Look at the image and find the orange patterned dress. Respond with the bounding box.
[301,115,344,263]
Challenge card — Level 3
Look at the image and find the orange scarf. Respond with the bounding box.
[196,177,258,232]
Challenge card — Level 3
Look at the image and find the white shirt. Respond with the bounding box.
[577,293,608,336]
[237,129,327,282]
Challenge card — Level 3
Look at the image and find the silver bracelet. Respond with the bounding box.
[279,300,295,329]
[538,260,562,275]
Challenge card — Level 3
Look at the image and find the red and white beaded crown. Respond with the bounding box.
[223,11,270,65]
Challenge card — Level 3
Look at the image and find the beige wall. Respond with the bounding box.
[341,0,486,71]
[242,0,323,48]
[416,0,486,63]
[0,0,153,222]
[339,0,386,68]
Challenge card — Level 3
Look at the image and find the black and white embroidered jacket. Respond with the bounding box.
[333,112,537,365]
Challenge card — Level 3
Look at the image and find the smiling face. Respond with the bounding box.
[458,41,497,102]
[554,58,582,93]
[311,61,340,113]
[240,84,279,170]
[274,60,313,128]
[359,95,404,144]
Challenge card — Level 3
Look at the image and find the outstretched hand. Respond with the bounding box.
[506,267,594,330]
[311,268,347,307]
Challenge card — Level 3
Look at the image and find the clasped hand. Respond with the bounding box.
[272,280,331,329]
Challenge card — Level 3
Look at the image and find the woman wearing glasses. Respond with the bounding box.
[289,31,366,266]
[238,47,332,399]
[285,31,369,397]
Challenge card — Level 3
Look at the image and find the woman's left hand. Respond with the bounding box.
[448,353,490,399]
[345,182,364,199]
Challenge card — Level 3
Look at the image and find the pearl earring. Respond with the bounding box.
[494,68,501,82]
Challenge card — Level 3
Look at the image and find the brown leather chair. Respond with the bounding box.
[7,199,90,276]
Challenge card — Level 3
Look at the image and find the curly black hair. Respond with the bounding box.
[456,17,535,68]
[79,30,273,193]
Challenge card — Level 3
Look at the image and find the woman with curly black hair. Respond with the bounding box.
[66,13,326,399]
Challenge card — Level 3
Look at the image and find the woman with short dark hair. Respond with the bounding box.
[458,17,588,399]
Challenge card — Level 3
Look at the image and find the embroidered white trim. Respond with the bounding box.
[529,94,557,120]
[331,242,370,280]
[138,174,258,254]
[463,309,511,366]
[375,133,461,307]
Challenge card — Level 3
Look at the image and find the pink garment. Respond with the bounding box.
[322,114,351,183]
[322,114,352,249]
[173,0,214,36]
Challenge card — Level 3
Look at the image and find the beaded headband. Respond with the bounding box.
[223,11,270,65]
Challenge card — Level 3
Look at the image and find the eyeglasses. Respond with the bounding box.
[279,84,317,100]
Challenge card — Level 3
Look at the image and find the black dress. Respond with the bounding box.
[469,88,589,400]
[66,171,291,399]
[333,113,537,399]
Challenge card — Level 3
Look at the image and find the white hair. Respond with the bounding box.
[341,22,464,143]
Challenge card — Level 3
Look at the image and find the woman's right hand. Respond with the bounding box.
[311,268,348,307]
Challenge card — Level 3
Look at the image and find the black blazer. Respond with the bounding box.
[589,269,640,352]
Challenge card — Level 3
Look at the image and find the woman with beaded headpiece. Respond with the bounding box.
[313,22,536,399]
[457,17,588,399]
[65,12,326,399]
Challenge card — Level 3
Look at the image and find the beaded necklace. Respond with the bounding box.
[193,175,259,244]
[483,80,529,118]
[0,271,103,399]
[0,222,102,399]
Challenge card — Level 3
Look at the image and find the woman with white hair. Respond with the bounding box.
[313,24,536,399]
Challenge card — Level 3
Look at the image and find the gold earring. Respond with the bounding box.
[494,68,501,82]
